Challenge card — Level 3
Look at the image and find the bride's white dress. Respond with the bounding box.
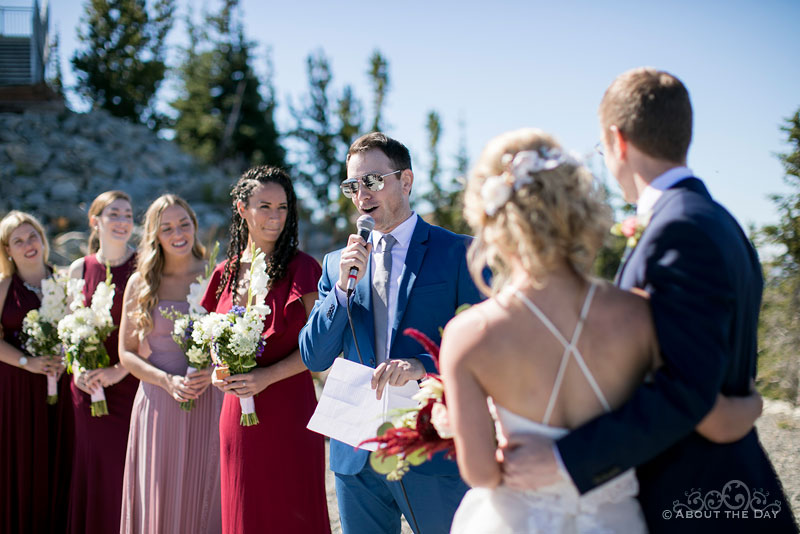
[450,283,647,533]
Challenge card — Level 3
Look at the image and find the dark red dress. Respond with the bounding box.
[1,273,74,534]
[201,251,330,534]
[67,253,139,534]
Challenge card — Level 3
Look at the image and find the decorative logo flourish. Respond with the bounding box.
[664,480,783,520]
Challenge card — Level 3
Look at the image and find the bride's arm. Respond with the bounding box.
[440,313,500,489]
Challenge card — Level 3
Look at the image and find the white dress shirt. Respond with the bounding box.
[636,166,695,215]
[335,213,419,362]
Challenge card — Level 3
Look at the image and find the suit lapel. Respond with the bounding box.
[389,219,430,354]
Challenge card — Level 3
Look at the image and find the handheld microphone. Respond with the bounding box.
[346,214,375,297]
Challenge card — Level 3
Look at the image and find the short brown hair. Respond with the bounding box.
[346,132,412,172]
[599,67,692,163]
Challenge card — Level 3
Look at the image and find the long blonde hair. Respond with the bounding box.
[464,128,611,295]
[0,211,50,278]
[133,195,205,338]
[87,190,132,254]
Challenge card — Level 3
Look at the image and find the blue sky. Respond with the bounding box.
[41,0,800,229]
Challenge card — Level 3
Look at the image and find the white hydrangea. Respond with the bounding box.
[172,315,190,338]
[58,307,101,346]
[192,313,229,346]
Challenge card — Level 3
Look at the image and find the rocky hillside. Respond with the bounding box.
[0,108,235,260]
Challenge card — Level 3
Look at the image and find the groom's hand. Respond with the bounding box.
[502,433,566,490]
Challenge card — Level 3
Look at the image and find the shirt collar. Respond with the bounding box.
[637,166,694,215]
[371,212,418,250]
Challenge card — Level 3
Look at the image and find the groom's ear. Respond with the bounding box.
[609,125,628,160]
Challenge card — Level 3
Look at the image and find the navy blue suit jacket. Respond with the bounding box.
[300,218,482,476]
[557,178,795,532]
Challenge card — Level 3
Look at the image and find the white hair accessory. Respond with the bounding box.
[481,147,582,216]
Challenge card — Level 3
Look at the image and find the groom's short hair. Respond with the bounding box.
[599,67,692,163]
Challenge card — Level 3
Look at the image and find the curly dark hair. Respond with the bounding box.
[218,166,299,298]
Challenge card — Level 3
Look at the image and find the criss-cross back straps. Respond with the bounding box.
[513,282,610,426]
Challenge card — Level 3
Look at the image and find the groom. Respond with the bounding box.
[503,67,797,533]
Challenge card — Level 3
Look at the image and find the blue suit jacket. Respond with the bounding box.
[557,179,795,532]
[300,218,482,476]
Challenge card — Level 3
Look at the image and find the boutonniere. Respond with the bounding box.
[611,212,652,248]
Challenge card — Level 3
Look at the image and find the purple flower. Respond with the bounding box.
[231,305,246,317]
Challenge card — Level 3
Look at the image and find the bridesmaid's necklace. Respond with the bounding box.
[96,247,133,267]
[23,281,43,300]
[20,267,51,300]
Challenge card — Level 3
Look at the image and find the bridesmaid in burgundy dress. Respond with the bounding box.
[67,191,139,534]
[119,195,223,533]
[0,211,72,534]
[203,166,330,534]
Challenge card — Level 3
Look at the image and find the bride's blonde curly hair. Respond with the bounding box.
[133,195,206,339]
[463,128,611,295]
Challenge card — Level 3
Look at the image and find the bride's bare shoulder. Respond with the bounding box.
[441,298,508,366]
[591,281,655,340]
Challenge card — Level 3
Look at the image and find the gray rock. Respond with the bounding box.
[5,143,52,174]
[49,179,80,200]
[93,158,120,179]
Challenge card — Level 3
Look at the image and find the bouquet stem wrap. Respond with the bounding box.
[90,386,108,417]
[181,365,197,412]
[239,396,258,426]
[46,374,58,405]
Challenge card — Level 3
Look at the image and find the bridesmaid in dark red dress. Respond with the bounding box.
[0,211,72,534]
[203,166,330,534]
[66,191,139,534]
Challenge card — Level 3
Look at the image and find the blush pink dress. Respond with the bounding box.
[120,301,224,533]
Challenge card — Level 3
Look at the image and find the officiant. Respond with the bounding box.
[300,132,482,534]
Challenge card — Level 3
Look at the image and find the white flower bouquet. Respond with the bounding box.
[20,273,84,404]
[193,244,270,426]
[163,242,219,411]
[57,267,116,417]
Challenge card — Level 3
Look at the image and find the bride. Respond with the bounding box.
[440,128,760,533]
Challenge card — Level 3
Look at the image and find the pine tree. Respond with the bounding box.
[46,27,64,97]
[71,0,174,128]
[763,109,800,271]
[421,111,470,234]
[171,0,284,171]
[367,50,389,133]
[758,108,800,403]
[289,49,363,238]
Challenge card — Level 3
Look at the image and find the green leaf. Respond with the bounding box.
[369,451,398,475]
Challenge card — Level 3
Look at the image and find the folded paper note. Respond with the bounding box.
[307,358,420,450]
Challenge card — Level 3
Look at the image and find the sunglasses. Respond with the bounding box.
[340,170,402,198]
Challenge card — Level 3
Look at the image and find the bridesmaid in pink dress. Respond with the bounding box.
[118,194,223,533]
[0,211,72,534]
[202,166,330,534]
[67,191,139,534]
